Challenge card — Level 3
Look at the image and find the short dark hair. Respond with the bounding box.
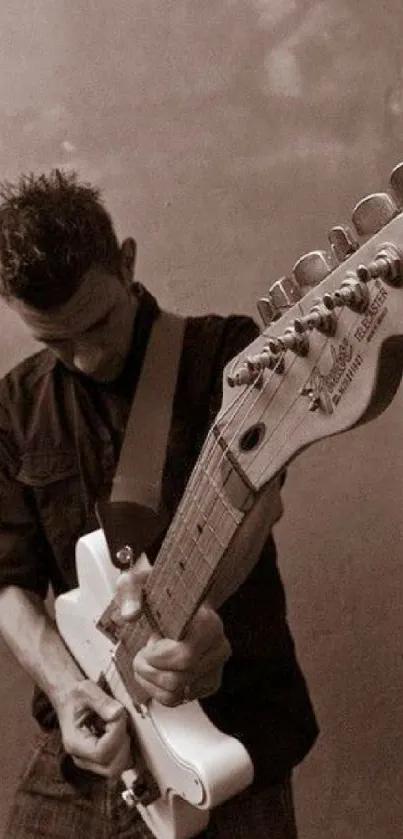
[0,169,121,309]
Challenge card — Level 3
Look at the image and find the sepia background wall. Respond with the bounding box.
[1,2,403,836]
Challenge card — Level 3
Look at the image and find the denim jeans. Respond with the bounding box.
[5,730,297,839]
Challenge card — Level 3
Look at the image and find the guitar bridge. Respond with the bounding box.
[96,598,124,644]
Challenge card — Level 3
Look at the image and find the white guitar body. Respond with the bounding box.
[55,530,254,839]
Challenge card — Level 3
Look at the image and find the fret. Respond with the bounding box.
[195,465,244,525]
[155,491,242,590]
[145,449,247,638]
[164,448,245,556]
[117,428,254,648]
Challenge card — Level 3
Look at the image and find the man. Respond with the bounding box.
[0,170,318,838]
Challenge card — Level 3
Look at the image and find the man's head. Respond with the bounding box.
[0,169,139,381]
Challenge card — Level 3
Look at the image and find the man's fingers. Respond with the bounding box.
[142,614,231,673]
[133,630,230,705]
[133,668,187,707]
[65,712,131,777]
[72,728,132,777]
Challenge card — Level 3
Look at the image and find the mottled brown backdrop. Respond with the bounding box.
[1,2,403,836]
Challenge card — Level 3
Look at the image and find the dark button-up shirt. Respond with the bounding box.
[0,284,318,786]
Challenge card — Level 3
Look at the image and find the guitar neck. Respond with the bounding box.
[144,430,254,640]
[114,426,255,681]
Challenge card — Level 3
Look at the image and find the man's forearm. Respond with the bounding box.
[0,585,85,713]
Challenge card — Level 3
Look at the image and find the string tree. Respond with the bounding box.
[389,161,403,206]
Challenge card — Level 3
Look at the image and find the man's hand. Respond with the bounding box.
[0,587,132,778]
[56,679,131,777]
[117,565,231,706]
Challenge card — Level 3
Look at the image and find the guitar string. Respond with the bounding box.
[100,354,281,692]
[114,382,268,664]
[145,358,281,600]
[146,297,369,628]
[102,297,367,694]
[155,292,319,555]
[141,344,308,636]
[102,328,340,696]
[101,322,325,689]
[98,370,264,690]
[101,341,306,697]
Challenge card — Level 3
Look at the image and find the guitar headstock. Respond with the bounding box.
[218,163,403,492]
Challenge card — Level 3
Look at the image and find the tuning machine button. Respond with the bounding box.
[352,192,398,236]
[292,250,334,287]
[389,162,403,206]
[256,297,278,327]
[257,274,302,326]
[328,225,359,262]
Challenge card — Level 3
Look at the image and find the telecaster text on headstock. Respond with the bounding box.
[353,279,388,342]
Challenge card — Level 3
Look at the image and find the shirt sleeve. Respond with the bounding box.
[0,404,50,598]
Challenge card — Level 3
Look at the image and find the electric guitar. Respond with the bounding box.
[55,163,403,839]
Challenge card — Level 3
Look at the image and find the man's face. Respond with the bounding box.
[10,261,138,382]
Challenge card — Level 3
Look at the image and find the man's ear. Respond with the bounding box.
[119,238,137,286]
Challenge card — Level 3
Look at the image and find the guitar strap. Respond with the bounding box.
[112,309,185,510]
[97,310,186,567]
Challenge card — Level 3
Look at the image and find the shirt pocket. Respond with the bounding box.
[16,449,91,586]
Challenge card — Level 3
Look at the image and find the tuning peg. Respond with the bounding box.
[389,162,403,206]
[352,192,398,236]
[369,244,403,286]
[257,274,302,326]
[323,269,370,313]
[256,297,278,327]
[267,326,309,357]
[292,250,334,287]
[294,303,337,336]
[226,347,284,387]
[328,225,359,262]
